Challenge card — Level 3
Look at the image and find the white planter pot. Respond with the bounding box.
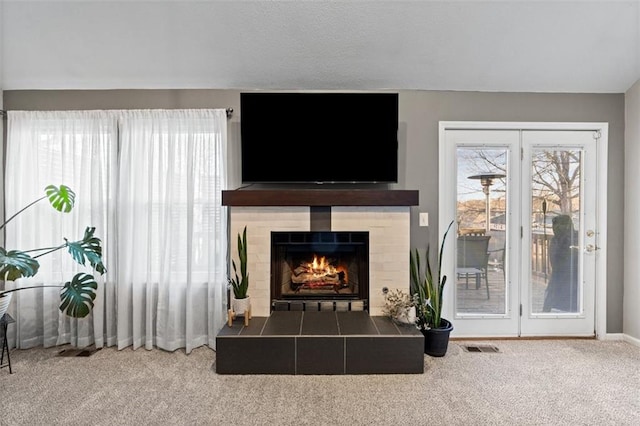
[232,296,251,316]
[396,306,416,325]
[0,293,12,319]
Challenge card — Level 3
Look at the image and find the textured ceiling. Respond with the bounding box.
[2,0,639,93]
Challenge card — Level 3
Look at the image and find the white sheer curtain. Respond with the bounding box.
[5,110,118,348]
[5,109,228,353]
[116,109,228,353]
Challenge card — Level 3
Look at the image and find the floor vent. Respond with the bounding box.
[57,347,100,357]
[463,345,500,353]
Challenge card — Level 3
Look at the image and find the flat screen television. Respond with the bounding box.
[240,92,399,184]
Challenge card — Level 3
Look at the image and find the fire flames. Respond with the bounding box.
[291,254,347,289]
[310,255,335,274]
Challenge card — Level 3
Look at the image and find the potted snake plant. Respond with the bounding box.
[0,185,105,319]
[228,226,250,324]
[410,220,454,357]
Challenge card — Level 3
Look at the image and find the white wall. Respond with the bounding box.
[624,79,640,340]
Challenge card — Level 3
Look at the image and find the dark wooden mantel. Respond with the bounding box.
[222,189,419,207]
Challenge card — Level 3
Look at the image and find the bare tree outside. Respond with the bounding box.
[531,150,581,216]
[458,148,581,228]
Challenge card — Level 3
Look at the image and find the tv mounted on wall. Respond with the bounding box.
[240,92,399,184]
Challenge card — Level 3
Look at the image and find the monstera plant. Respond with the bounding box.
[0,185,106,319]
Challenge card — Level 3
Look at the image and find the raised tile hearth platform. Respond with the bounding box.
[216,311,424,375]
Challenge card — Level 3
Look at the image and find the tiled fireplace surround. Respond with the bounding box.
[230,206,409,315]
[218,190,424,374]
[223,190,418,316]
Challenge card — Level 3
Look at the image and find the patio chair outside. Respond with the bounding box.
[457,235,491,299]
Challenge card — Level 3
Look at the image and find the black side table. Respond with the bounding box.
[1,313,15,374]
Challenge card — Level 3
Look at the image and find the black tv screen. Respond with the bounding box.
[240,92,399,184]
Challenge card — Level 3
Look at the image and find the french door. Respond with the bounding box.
[439,123,607,338]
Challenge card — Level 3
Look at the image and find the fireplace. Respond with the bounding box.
[271,231,369,308]
[223,189,418,316]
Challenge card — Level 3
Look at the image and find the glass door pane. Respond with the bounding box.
[530,148,582,315]
[456,148,508,315]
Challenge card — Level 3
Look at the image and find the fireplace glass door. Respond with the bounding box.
[271,232,369,302]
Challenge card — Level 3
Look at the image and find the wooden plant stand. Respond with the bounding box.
[228,297,252,327]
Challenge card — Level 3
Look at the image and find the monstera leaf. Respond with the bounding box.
[0,248,40,281]
[0,185,105,320]
[60,272,98,318]
[45,184,76,213]
[65,227,107,275]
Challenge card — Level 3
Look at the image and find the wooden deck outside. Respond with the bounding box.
[455,268,549,315]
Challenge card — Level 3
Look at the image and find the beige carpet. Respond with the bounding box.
[0,339,638,425]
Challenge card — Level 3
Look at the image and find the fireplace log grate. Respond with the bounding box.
[272,299,367,312]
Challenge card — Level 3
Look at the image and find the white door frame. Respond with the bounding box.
[438,121,608,339]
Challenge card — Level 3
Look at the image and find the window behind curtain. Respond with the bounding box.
[5,110,118,348]
[6,109,228,352]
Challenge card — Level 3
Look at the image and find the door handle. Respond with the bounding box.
[584,244,600,253]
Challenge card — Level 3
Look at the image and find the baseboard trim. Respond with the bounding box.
[439,333,639,344]
[623,334,640,347]
[601,333,624,341]
[602,333,640,347]
[451,335,596,341]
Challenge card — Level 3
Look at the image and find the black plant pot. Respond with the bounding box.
[422,318,454,357]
